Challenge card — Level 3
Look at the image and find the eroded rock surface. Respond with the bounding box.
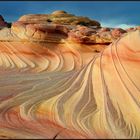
[11,21,68,42]
[18,10,101,27]
[0,29,140,139]
[0,11,131,45]
[0,11,140,139]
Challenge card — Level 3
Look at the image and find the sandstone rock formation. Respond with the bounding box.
[0,29,140,139]
[111,28,127,38]
[11,21,69,42]
[0,11,129,45]
[0,11,140,139]
[126,25,140,32]
[0,12,107,73]
[10,11,101,43]
[0,11,113,73]
[68,25,113,44]
[18,10,101,27]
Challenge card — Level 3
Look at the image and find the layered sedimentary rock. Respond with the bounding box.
[68,26,128,44]
[0,41,106,72]
[0,29,140,139]
[11,21,69,42]
[0,12,110,72]
[0,12,140,139]
[0,11,127,44]
[18,10,101,27]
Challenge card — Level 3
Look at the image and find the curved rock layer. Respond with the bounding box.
[0,30,140,139]
[10,21,127,44]
[7,12,127,44]
[0,41,105,72]
[11,21,70,42]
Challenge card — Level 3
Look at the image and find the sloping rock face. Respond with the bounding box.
[0,11,140,139]
[0,30,140,139]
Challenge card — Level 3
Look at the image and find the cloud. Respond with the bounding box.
[115,24,136,29]
[101,21,136,29]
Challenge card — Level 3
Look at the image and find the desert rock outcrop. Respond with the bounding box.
[0,11,140,139]
[18,10,101,27]
[0,29,140,139]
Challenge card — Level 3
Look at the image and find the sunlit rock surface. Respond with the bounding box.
[18,10,101,27]
[0,12,140,139]
[0,11,129,44]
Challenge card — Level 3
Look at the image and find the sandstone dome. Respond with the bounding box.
[51,10,67,15]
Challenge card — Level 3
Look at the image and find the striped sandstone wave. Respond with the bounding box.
[0,30,140,138]
[0,41,105,73]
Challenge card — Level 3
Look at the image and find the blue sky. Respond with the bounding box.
[0,1,140,29]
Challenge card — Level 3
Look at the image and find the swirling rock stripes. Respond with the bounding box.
[0,31,140,139]
[0,41,103,73]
